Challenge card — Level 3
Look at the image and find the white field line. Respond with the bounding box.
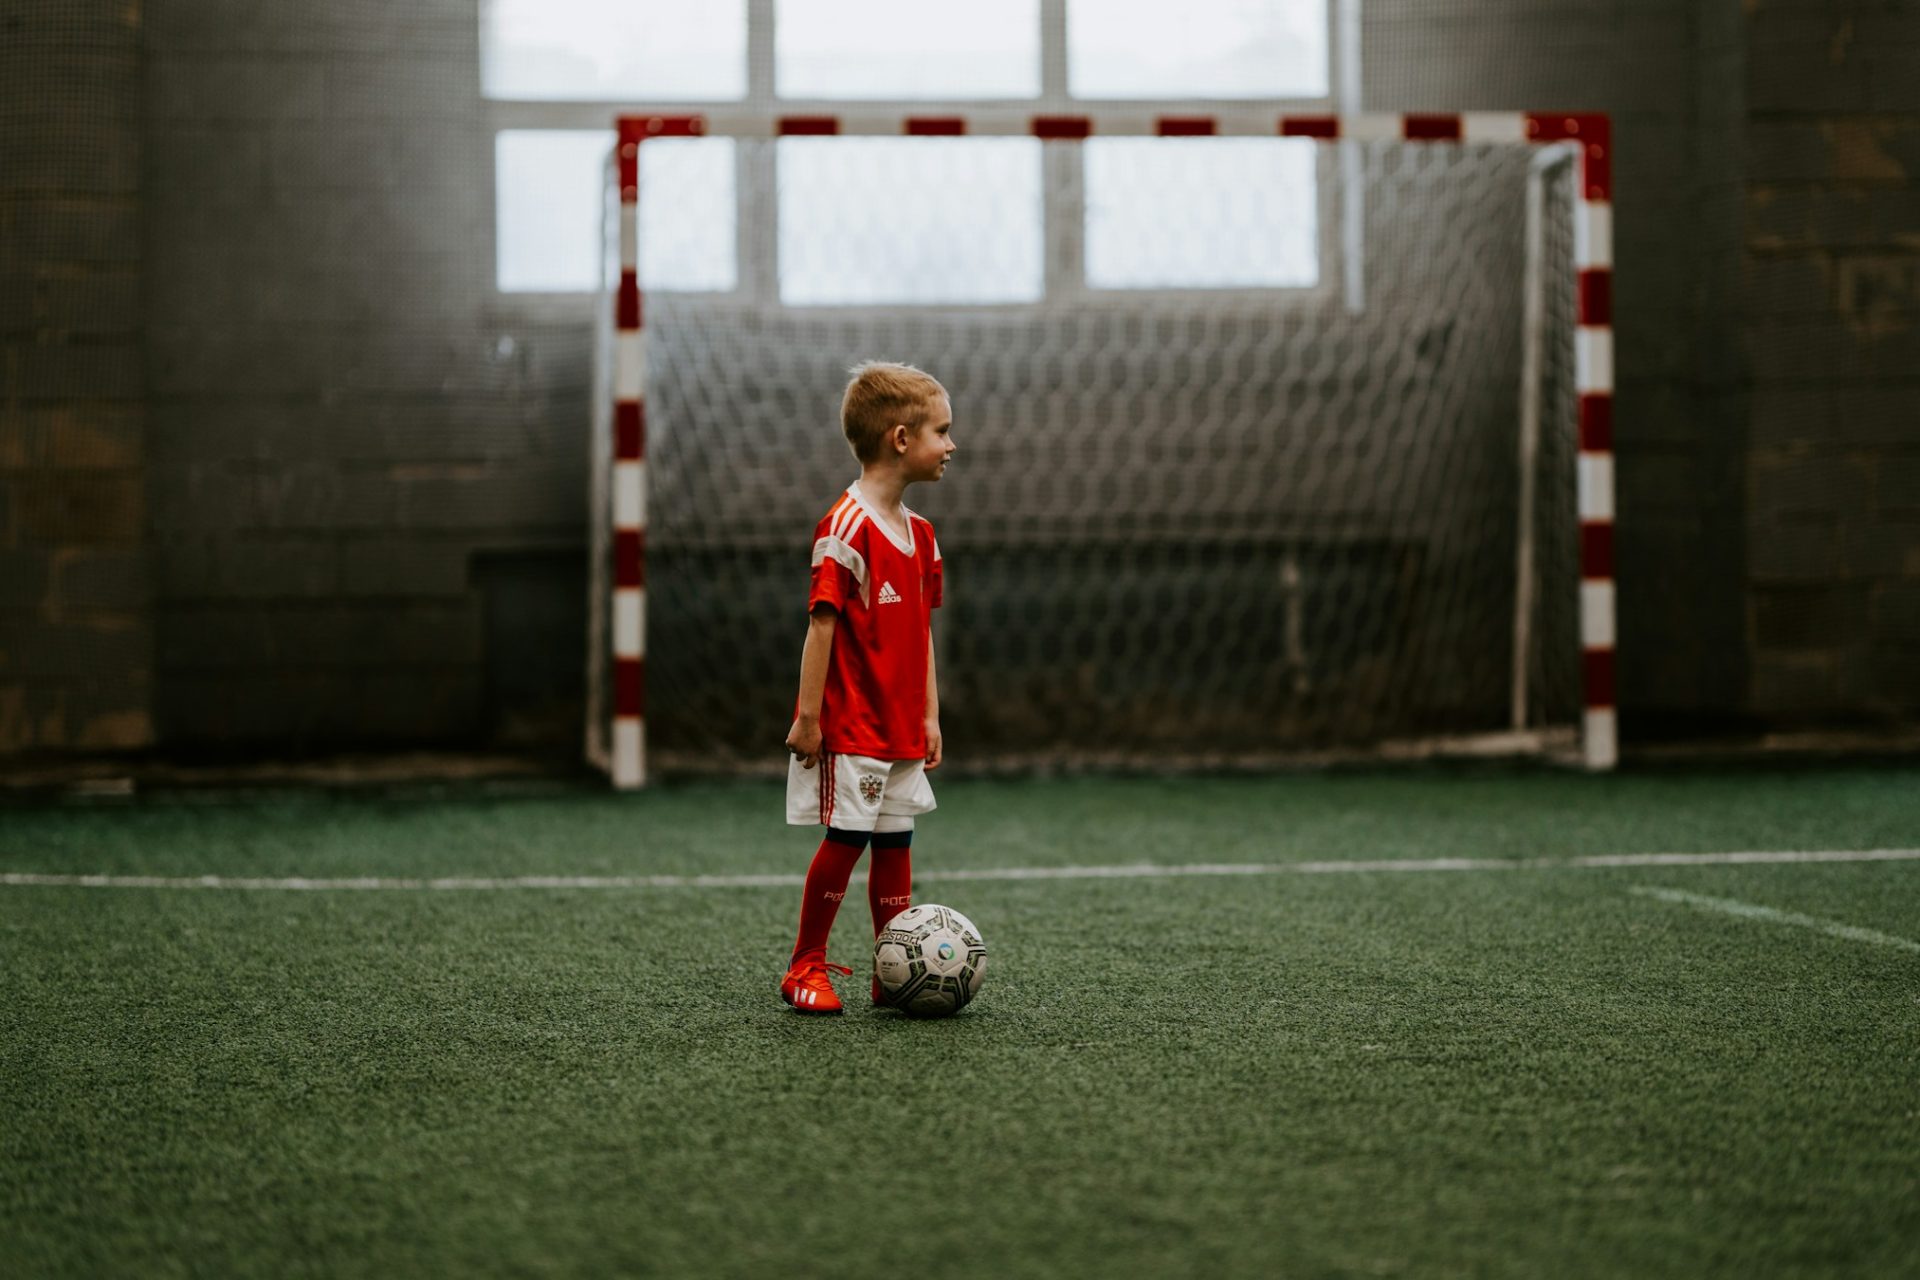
[0,848,1917,893]
[1632,886,1920,954]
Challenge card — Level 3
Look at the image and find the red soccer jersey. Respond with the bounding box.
[804,482,943,760]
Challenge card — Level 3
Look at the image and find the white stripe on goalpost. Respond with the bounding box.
[1,848,1917,893]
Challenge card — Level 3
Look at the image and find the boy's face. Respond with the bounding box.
[901,395,955,482]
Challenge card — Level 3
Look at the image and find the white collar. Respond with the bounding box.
[847,481,916,555]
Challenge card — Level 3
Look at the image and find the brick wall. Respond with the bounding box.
[0,1,152,753]
[1742,0,1920,724]
[144,1,588,750]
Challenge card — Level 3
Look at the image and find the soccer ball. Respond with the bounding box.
[873,903,987,1017]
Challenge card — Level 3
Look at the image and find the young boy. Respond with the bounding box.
[780,361,955,1014]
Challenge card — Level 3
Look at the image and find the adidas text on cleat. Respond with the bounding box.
[781,961,852,1015]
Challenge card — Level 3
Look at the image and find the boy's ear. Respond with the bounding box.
[891,423,909,454]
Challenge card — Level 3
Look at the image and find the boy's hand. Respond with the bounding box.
[786,716,822,769]
[924,718,943,771]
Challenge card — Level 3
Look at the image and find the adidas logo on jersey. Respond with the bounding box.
[877,581,902,604]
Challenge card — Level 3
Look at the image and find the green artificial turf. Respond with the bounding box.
[3,766,1918,1277]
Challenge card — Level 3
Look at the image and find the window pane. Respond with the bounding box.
[496,132,734,294]
[776,0,1040,99]
[779,139,1042,306]
[482,0,746,101]
[1085,139,1318,290]
[1069,0,1328,99]
[638,140,738,292]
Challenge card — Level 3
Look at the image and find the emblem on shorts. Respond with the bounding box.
[859,774,884,804]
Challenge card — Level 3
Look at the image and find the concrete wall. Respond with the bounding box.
[144,1,588,750]
[0,1,153,753]
[3,0,1916,760]
[1741,0,1920,726]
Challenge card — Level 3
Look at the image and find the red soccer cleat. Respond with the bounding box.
[780,960,851,1014]
[872,975,888,1007]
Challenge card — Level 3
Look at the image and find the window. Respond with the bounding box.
[496,132,735,294]
[1084,139,1319,290]
[778,139,1043,306]
[776,0,1041,100]
[480,0,747,101]
[1068,0,1329,99]
[484,0,1334,300]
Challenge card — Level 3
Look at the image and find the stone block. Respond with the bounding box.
[149,54,326,123]
[1750,518,1842,583]
[1744,318,1920,380]
[1741,256,1832,319]
[1752,451,1875,521]
[7,197,142,265]
[149,463,261,532]
[339,537,473,597]
[324,53,483,122]
[148,324,332,397]
[1873,583,1920,644]
[1840,513,1920,575]
[148,399,333,466]
[146,124,270,192]
[157,666,482,748]
[13,471,143,545]
[0,275,31,332]
[156,604,276,671]
[51,548,152,613]
[1748,40,1874,113]
[249,464,401,531]
[253,600,485,668]
[0,617,148,681]
[1751,651,1842,717]
[1829,386,1920,443]
[1750,387,1833,449]
[33,267,141,336]
[6,340,144,400]
[156,536,338,600]
[1877,456,1920,513]
[1753,584,1871,650]
[396,462,586,533]
[0,551,49,608]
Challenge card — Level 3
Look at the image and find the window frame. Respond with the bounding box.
[482,0,1347,313]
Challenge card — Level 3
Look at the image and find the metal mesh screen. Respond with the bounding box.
[601,137,1583,773]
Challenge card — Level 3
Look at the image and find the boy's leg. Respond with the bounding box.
[868,830,913,934]
[867,825,913,1006]
[791,827,870,967]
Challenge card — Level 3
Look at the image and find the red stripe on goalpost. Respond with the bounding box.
[614,530,645,589]
[615,402,645,462]
[1280,115,1340,138]
[1156,116,1217,136]
[1579,394,1613,451]
[1581,521,1615,580]
[1403,114,1463,140]
[1032,115,1093,139]
[614,657,645,718]
[1583,649,1617,709]
[905,116,967,136]
[1578,269,1612,326]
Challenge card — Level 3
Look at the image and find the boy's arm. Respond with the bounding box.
[924,631,942,770]
[785,605,836,769]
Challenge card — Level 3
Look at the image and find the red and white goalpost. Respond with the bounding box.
[588,109,1616,788]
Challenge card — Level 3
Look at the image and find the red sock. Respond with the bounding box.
[791,831,867,966]
[868,832,913,934]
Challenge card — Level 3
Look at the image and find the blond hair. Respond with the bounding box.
[840,361,946,464]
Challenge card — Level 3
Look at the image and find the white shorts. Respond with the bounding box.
[786,751,936,833]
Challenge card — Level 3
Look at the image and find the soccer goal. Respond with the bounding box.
[587,110,1616,787]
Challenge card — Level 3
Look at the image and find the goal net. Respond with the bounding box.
[590,115,1613,783]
